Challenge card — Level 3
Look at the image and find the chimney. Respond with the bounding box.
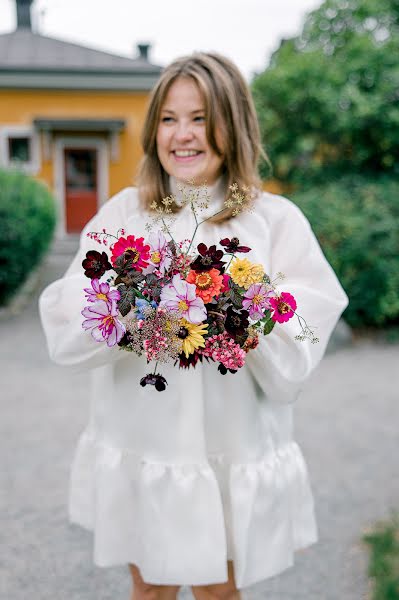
[137,43,150,61]
[16,0,33,30]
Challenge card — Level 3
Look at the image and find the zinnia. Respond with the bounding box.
[186,268,223,303]
[111,235,150,271]
[269,292,297,323]
[229,258,265,289]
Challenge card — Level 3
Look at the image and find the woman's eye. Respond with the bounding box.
[161,116,174,123]
[194,116,205,122]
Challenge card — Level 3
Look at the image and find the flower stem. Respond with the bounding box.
[161,218,177,245]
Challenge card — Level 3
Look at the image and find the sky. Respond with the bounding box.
[0,0,324,80]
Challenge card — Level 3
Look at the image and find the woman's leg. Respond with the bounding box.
[128,564,181,600]
[191,561,242,600]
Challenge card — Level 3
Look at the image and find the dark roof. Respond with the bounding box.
[0,29,162,90]
[33,118,125,132]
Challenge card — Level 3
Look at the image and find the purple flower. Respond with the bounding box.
[242,283,274,320]
[81,300,126,346]
[159,274,207,324]
[84,278,120,304]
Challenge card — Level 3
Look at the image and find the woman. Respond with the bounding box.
[39,52,349,600]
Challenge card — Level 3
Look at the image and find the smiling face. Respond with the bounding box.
[156,77,224,186]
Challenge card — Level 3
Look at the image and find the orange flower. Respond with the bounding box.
[186,268,223,303]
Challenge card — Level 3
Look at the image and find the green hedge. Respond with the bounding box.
[363,513,399,600]
[291,176,399,328]
[0,169,56,305]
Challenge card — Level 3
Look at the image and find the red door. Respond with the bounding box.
[64,148,98,233]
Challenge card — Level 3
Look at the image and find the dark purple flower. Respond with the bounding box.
[191,243,226,272]
[220,237,251,253]
[140,373,168,392]
[224,306,249,338]
[82,250,112,279]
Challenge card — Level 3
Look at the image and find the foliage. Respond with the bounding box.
[291,175,399,328]
[363,513,399,600]
[252,0,399,184]
[0,169,56,305]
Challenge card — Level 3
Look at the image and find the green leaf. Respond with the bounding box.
[263,317,275,335]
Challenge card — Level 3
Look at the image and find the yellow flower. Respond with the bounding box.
[178,319,208,358]
[229,258,265,289]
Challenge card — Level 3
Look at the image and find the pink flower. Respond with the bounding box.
[159,274,207,324]
[83,278,120,304]
[220,274,231,294]
[143,231,172,275]
[81,300,126,346]
[269,292,297,323]
[110,235,150,271]
[242,283,274,320]
[202,332,246,370]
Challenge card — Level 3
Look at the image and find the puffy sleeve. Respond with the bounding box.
[39,188,134,370]
[245,195,349,404]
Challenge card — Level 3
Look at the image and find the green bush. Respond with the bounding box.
[363,513,399,600]
[0,169,56,305]
[252,0,399,186]
[291,175,399,328]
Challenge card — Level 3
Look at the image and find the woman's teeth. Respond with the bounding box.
[174,150,201,157]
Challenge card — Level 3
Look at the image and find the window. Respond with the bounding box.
[0,126,40,174]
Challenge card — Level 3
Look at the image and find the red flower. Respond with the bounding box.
[269,292,297,323]
[111,235,150,271]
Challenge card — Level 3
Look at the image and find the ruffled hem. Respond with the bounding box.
[68,431,318,588]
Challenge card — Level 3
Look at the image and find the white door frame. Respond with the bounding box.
[54,136,109,237]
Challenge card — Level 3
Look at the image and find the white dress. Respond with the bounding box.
[39,176,349,589]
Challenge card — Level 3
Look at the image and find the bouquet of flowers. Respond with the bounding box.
[81,183,318,391]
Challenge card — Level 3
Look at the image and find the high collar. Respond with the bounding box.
[169,175,227,219]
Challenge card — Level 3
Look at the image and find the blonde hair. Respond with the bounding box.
[136,52,268,221]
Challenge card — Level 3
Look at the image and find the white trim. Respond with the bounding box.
[54,136,109,237]
[0,124,41,174]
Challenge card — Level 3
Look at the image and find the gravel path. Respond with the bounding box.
[1,252,398,600]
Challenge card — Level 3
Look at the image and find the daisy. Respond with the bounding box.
[178,319,209,358]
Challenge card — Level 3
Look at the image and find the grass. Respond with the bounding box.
[363,513,399,600]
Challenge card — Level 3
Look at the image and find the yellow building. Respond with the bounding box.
[0,0,161,236]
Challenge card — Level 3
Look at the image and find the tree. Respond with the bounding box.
[252,0,399,184]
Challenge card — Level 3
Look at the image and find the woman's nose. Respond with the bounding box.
[174,122,194,142]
